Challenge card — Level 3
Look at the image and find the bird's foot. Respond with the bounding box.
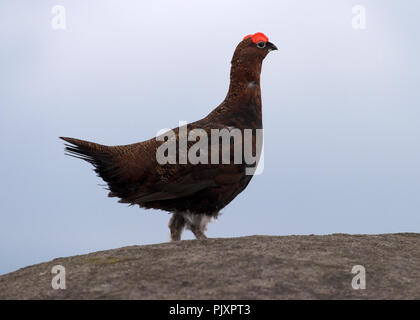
[192,229,208,240]
[170,232,182,242]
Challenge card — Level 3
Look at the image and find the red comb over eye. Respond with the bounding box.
[243,32,269,43]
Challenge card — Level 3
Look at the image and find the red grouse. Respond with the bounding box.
[61,32,277,241]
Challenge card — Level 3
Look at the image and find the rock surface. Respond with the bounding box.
[1,233,419,299]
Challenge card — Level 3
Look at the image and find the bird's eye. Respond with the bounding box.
[257,41,266,48]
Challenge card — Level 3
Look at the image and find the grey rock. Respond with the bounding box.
[1,233,419,299]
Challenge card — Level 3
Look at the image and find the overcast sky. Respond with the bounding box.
[1,0,419,275]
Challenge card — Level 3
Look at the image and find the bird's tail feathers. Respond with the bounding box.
[60,136,121,185]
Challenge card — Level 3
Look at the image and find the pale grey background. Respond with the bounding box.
[1,0,419,275]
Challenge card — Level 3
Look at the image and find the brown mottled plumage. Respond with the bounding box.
[61,33,277,241]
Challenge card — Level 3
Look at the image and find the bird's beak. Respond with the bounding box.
[266,42,278,52]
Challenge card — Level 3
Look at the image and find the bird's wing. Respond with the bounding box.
[117,121,248,205]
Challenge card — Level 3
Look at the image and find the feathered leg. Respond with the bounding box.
[168,212,186,242]
[183,213,211,240]
[169,212,212,241]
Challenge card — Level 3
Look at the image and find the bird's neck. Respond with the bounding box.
[208,60,263,128]
[228,59,262,93]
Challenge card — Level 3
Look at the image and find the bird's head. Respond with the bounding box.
[232,32,277,65]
